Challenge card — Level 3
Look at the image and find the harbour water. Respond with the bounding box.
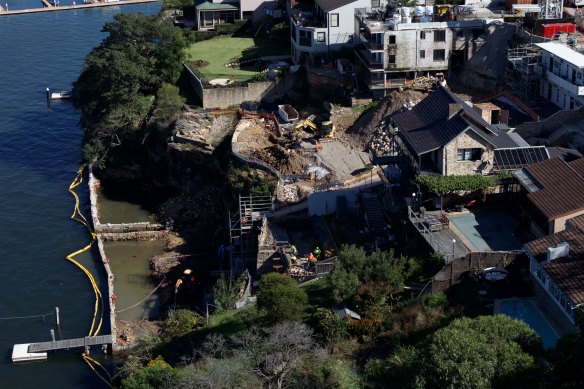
[0,1,162,387]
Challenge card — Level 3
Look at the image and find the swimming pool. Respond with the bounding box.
[449,211,522,251]
[498,299,559,349]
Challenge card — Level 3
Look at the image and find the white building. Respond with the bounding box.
[289,0,370,64]
[536,42,584,110]
[354,6,500,95]
[196,0,279,30]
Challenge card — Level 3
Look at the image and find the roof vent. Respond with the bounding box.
[547,242,570,262]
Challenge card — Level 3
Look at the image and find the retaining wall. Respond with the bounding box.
[184,64,287,109]
[95,222,164,234]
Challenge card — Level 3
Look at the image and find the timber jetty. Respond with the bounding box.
[0,0,159,16]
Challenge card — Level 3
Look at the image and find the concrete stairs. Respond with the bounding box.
[362,193,385,234]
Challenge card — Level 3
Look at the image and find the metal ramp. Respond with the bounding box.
[226,194,273,276]
[27,335,113,353]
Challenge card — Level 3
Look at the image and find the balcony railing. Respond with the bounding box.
[355,49,383,70]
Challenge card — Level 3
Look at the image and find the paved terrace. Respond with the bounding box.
[407,206,470,261]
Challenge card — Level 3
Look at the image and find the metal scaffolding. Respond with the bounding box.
[505,45,542,105]
[225,194,273,277]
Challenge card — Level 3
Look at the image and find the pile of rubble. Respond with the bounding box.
[289,265,314,277]
[279,183,300,202]
[251,144,308,175]
[367,126,395,156]
[172,110,237,153]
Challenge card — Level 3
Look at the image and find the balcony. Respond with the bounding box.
[355,49,383,70]
[545,70,584,96]
[299,36,312,47]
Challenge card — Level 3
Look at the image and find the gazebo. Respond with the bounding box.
[196,1,239,30]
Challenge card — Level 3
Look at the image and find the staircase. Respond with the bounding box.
[362,192,385,234]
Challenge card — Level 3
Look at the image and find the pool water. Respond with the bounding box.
[449,212,522,251]
[498,299,559,349]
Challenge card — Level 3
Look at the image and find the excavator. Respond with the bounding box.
[292,115,335,139]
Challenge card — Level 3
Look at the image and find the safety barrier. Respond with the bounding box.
[68,166,113,387]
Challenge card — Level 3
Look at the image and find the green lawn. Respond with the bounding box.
[185,35,289,82]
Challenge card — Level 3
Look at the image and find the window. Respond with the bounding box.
[457,148,482,161]
[371,0,380,7]
[433,49,445,61]
[317,32,325,43]
[420,50,425,59]
[330,13,339,27]
[434,30,446,42]
[420,31,426,39]
[456,30,464,38]
[389,35,396,44]
[387,55,396,64]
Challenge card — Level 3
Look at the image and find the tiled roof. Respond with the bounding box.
[567,214,584,231]
[524,226,584,305]
[546,147,583,162]
[523,158,584,220]
[315,0,357,12]
[392,88,494,155]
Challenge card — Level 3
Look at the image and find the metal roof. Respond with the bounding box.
[196,1,238,11]
[535,42,584,68]
[493,146,549,171]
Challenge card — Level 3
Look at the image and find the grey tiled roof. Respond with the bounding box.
[392,87,504,157]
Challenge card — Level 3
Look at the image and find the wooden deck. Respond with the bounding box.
[0,0,158,16]
[28,334,112,353]
[408,207,470,261]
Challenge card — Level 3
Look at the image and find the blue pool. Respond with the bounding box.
[498,299,559,349]
[449,211,522,251]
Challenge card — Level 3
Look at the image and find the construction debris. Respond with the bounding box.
[280,184,300,202]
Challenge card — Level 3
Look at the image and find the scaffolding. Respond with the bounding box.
[225,194,273,277]
[505,45,542,106]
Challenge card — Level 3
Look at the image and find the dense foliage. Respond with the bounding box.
[73,13,189,166]
[365,315,542,388]
[256,273,308,323]
[415,174,496,196]
[213,273,246,311]
[328,245,416,305]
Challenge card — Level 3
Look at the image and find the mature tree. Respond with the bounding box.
[253,322,317,389]
[213,273,246,311]
[162,0,195,9]
[256,273,307,322]
[73,13,188,164]
[422,315,542,388]
[162,309,201,339]
[122,356,180,389]
[415,174,496,209]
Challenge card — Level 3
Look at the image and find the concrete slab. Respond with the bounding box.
[12,344,47,363]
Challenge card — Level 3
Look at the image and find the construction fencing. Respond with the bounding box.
[431,251,524,294]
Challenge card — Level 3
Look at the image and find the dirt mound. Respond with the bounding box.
[251,145,308,175]
[344,90,427,148]
[150,252,182,279]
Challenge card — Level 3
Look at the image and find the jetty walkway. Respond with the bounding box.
[0,0,159,16]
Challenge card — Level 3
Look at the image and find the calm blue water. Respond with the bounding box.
[449,211,522,251]
[499,299,560,349]
[0,1,161,387]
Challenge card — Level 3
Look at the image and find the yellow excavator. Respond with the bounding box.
[293,115,335,138]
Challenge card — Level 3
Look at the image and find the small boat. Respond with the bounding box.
[50,90,72,100]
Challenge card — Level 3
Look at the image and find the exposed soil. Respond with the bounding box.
[343,90,428,148]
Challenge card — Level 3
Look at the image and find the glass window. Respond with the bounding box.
[433,49,445,61]
[330,13,339,27]
[389,35,396,44]
[457,148,482,161]
[434,30,446,42]
[317,32,325,42]
[420,31,426,39]
[420,50,425,59]
[387,55,396,64]
[372,0,380,7]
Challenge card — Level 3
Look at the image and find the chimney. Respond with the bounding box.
[448,103,462,118]
[547,242,570,262]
